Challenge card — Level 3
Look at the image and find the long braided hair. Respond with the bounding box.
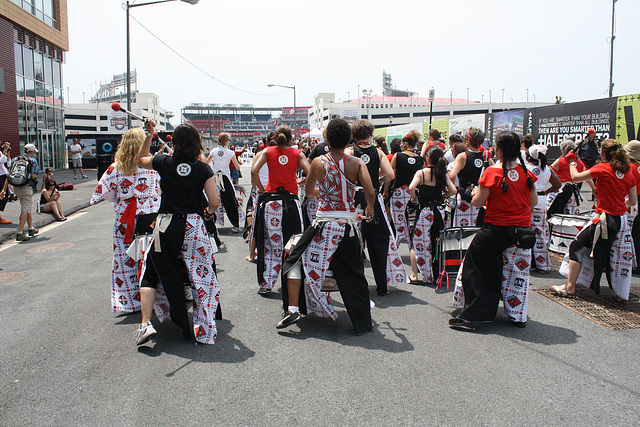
[495,131,533,193]
[426,146,447,194]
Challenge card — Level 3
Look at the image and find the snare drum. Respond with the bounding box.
[439,227,480,273]
[549,214,590,254]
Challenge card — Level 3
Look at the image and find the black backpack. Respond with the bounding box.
[8,155,31,187]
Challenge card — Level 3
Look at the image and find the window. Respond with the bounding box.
[53,60,61,87]
[43,56,52,84]
[54,87,62,106]
[16,76,25,100]
[33,51,43,81]
[22,46,34,78]
[24,78,35,100]
[14,43,23,75]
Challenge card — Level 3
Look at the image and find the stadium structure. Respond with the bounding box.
[181,104,311,147]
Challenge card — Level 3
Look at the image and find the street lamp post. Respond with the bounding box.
[608,0,617,98]
[268,84,296,138]
[362,89,372,120]
[126,0,199,127]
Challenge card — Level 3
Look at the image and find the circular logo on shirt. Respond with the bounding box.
[616,170,625,179]
[474,158,483,168]
[407,157,416,165]
[507,169,519,182]
[217,150,225,157]
[361,154,371,165]
[176,163,192,176]
[278,155,289,165]
[532,167,540,176]
[324,145,329,152]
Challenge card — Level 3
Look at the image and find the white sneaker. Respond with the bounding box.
[231,226,241,233]
[135,321,157,345]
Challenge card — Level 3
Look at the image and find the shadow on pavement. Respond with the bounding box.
[277,318,414,353]
[453,317,580,346]
[137,319,255,368]
[370,288,428,309]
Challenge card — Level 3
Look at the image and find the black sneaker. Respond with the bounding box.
[448,317,475,331]
[16,233,30,242]
[257,286,271,295]
[276,311,301,329]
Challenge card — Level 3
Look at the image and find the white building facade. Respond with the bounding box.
[65,93,169,136]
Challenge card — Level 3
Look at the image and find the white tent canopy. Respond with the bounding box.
[302,128,323,140]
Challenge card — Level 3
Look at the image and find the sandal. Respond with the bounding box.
[245,256,256,263]
[613,294,626,304]
[408,274,422,284]
[550,284,576,298]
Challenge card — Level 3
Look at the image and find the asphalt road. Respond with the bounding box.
[1,167,639,426]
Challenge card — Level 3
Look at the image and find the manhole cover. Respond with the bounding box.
[536,286,640,330]
[25,242,75,253]
[0,272,27,284]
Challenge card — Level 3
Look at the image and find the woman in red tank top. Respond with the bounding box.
[250,125,309,296]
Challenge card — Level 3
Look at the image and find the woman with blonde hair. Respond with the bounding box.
[90,127,161,314]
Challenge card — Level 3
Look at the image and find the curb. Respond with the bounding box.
[0,200,95,245]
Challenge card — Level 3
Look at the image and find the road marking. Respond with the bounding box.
[0,211,88,252]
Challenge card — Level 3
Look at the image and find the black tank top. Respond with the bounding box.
[394,152,425,188]
[457,151,485,187]
[353,144,380,192]
[418,169,444,206]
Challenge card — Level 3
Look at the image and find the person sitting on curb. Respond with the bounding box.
[40,178,66,221]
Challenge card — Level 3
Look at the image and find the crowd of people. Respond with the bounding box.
[81,116,640,345]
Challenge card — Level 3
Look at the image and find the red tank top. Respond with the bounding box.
[317,155,356,215]
[265,146,300,195]
[553,156,585,182]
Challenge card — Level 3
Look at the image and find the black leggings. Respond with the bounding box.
[219,174,239,227]
[140,216,191,338]
[459,223,517,322]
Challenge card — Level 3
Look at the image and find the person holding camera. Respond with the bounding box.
[40,178,66,221]
[0,142,12,224]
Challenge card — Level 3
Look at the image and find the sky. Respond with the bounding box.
[64,0,640,123]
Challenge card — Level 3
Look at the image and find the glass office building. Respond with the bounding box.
[0,0,68,169]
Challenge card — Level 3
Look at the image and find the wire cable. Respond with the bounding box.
[128,13,287,97]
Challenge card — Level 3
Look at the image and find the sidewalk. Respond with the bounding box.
[0,168,99,244]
